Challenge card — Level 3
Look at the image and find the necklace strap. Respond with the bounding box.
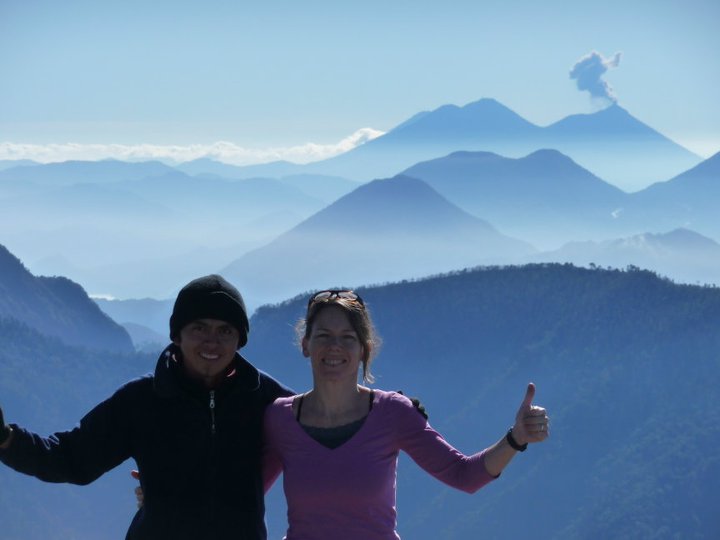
[295,393,306,422]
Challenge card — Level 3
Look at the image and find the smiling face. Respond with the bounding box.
[302,305,364,385]
[173,318,239,388]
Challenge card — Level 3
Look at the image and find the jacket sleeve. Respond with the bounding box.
[259,370,295,401]
[0,385,135,485]
[391,392,496,494]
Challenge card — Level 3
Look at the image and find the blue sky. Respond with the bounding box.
[1,0,718,164]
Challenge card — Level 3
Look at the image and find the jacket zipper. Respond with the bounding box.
[208,390,217,529]
[209,390,216,435]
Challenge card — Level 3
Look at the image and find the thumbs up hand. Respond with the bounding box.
[511,383,549,446]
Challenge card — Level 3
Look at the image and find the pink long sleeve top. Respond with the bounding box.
[262,389,496,540]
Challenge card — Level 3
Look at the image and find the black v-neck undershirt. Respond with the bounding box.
[295,391,374,449]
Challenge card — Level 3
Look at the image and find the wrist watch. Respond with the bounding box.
[506,427,528,452]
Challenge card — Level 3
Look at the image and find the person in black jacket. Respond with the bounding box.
[0,274,293,540]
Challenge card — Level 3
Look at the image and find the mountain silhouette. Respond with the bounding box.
[0,166,335,299]
[531,228,720,286]
[0,244,134,352]
[543,103,701,191]
[116,170,325,220]
[0,159,175,186]
[647,150,720,196]
[94,296,174,346]
[0,159,38,171]
[264,98,542,181]
[403,149,628,248]
[2,103,714,302]
[217,99,700,191]
[619,151,720,240]
[382,98,539,142]
[221,174,534,308]
[275,174,360,204]
[177,158,302,179]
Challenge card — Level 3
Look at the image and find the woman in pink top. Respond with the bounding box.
[262,289,550,540]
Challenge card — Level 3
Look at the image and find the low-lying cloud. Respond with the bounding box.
[570,51,622,104]
[0,127,385,165]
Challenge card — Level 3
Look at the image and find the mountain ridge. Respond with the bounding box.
[531,228,720,286]
[220,98,701,191]
[221,174,534,309]
[402,148,628,248]
[0,244,134,352]
[0,159,176,186]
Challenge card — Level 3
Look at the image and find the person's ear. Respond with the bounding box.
[301,337,310,357]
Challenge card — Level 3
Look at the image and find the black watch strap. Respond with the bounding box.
[506,427,528,452]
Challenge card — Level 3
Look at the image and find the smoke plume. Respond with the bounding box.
[570,51,622,104]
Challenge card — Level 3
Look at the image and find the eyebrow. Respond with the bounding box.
[313,325,356,333]
[193,321,235,330]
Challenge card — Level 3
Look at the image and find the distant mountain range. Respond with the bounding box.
[401,148,720,247]
[218,148,719,311]
[530,228,720,286]
[221,174,535,308]
[402,149,627,248]
[0,98,716,305]
[176,157,302,179]
[9,97,699,193]
[218,99,701,192]
[3,146,717,307]
[0,165,336,298]
[0,159,38,171]
[70,222,720,343]
[618,151,720,240]
[539,103,700,191]
[93,296,173,348]
[0,159,175,186]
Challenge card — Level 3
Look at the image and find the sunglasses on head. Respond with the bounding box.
[307,289,365,308]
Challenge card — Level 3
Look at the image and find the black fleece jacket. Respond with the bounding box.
[0,344,293,540]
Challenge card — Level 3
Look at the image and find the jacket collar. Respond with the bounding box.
[153,343,262,399]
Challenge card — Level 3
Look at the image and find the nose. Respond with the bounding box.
[326,335,350,349]
[201,329,223,344]
[202,329,238,346]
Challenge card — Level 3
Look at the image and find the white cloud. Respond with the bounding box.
[0,127,386,165]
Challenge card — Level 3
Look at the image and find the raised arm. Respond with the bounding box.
[0,392,133,485]
[398,384,549,491]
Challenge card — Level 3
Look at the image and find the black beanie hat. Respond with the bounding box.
[169,274,249,349]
